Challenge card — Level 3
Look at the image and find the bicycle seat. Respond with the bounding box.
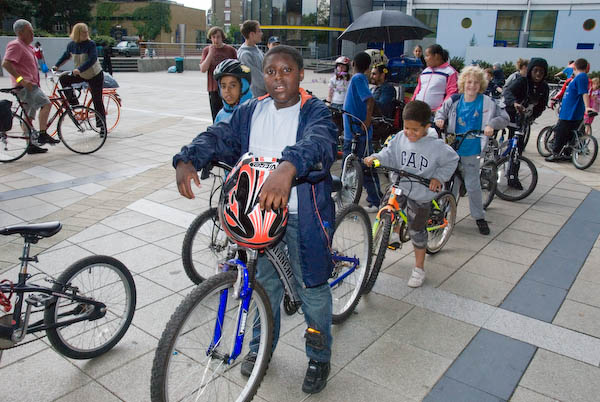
[0,221,62,238]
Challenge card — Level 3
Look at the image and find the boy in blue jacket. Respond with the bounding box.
[174,45,337,394]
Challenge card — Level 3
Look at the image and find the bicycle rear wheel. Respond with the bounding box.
[480,161,498,210]
[88,93,121,133]
[329,204,372,324]
[334,156,363,208]
[44,255,136,359]
[151,271,274,402]
[0,113,30,163]
[426,191,457,254]
[495,155,538,201]
[182,208,230,284]
[536,126,554,157]
[362,210,392,294]
[58,105,107,154]
[572,134,598,170]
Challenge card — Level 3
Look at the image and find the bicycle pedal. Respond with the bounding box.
[387,242,401,250]
[25,294,54,308]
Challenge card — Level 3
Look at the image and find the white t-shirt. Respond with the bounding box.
[329,76,349,105]
[249,98,301,213]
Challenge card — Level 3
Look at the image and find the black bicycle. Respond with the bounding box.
[0,222,136,361]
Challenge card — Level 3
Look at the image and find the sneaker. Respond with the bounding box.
[476,219,490,235]
[507,179,523,191]
[388,232,401,250]
[26,144,48,154]
[37,132,60,145]
[302,359,330,394]
[545,154,562,162]
[364,204,379,213]
[240,351,257,377]
[407,267,425,288]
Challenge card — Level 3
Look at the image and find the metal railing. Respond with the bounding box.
[139,41,318,59]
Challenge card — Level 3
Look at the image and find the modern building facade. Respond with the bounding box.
[210,0,244,34]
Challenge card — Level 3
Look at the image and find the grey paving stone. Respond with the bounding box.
[425,246,477,268]
[132,293,185,338]
[445,329,536,400]
[566,279,600,307]
[346,338,452,401]
[54,381,122,402]
[440,270,514,306]
[577,252,600,284]
[501,278,567,322]
[424,376,504,402]
[127,199,195,228]
[0,348,93,402]
[519,349,600,402]
[114,243,179,274]
[524,253,582,290]
[96,351,154,402]
[520,208,570,226]
[79,232,148,256]
[539,193,583,208]
[553,299,600,338]
[383,307,479,360]
[101,209,157,231]
[383,258,458,288]
[367,270,414,300]
[124,219,185,243]
[32,243,94,276]
[141,259,194,293]
[0,333,50,369]
[480,240,541,266]
[496,228,552,250]
[461,254,529,284]
[131,274,176,309]
[508,218,561,237]
[531,201,576,217]
[509,386,558,402]
[151,232,186,254]
[547,187,589,200]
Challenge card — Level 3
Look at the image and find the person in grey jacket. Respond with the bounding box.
[435,65,509,235]
[365,100,458,288]
[237,20,266,97]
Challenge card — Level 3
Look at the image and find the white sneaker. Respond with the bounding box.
[388,232,401,250]
[407,267,425,288]
[364,205,379,213]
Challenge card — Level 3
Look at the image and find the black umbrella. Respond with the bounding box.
[338,10,432,43]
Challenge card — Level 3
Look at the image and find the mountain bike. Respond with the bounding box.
[537,112,598,170]
[0,221,136,362]
[0,85,107,162]
[151,183,372,401]
[363,160,457,294]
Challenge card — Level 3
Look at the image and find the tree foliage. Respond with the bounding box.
[95,2,121,36]
[0,0,35,25]
[35,0,94,33]
[132,3,172,40]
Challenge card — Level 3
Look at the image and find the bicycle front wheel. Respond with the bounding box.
[329,204,372,324]
[426,191,457,254]
[0,113,30,163]
[58,105,107,154]
[363,210,392,294]
[480,161,498,210]
[182,208,230,284]
[44,255,136,359]
[88,93,121,133]
[536,126,554,157]
[495,155,538,201]
[334,157,363,208]
[572,134,598,170]
[151,271,274,402]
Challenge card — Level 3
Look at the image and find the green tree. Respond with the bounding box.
[35,0,94,32]
[225,25,241,44]
[132,3,171,40]
[0,0,35,26]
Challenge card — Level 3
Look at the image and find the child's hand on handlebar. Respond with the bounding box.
[175,161,201,199]
[363,156,376,167]
[429,178,443,192]
[484,126,494,137]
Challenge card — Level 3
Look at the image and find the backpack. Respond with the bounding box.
[0,100,13,132]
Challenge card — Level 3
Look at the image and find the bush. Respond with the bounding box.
[450,56,464,73]
[501,61,516,78]
[93,35,117,48]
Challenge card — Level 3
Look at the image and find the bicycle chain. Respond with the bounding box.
[1,333,48,350]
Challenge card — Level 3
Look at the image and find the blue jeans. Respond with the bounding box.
[250,215,332,362]
[343,137,382,207]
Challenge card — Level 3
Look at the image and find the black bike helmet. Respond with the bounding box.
[214,59,252,85]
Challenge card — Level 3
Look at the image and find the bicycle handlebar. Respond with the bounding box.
[372,159,431,187]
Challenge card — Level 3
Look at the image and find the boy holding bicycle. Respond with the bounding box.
[174,45,337,394]
[364,100,458,288]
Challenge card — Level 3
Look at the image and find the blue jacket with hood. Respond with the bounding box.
[214,75,254,123]
[173,88,338,287]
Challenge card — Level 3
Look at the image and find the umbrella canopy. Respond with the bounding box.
[338,10,433,43]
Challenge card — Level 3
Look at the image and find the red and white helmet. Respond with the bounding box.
[335,56,350,66]
[218,153,288,249]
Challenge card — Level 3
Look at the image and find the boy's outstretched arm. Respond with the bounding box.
[175,161,201,199]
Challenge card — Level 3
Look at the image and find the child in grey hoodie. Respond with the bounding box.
[365,100,458,288]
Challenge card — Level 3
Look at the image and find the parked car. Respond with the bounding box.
[112,41,140,57]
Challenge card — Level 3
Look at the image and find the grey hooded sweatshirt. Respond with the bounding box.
[237,44,266,97]
[372,131,459,202]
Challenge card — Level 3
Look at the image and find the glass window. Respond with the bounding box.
[527,10,557,48]
[261,0,272,24]
[287,0,301,26]
[461,17,472,29]
[301,0,330,26]
[272,0,286,25]
[583,18,595,31]
[414,9,438,38]
[225,11,231,22]
[494,10,524,47]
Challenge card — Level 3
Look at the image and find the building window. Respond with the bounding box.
[584,19,596,31]
[413,9,438,38]
[225,0,231,7]
[461,17,472,29]
[225,11,231,22]
[494,10,524,47]
[527,10,557,48]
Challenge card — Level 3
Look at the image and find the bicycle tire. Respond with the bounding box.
[426,191,457,255]
[536,125,554,157]
[495,155,538,201]
[362,211,392,294]
[330,204,371,324]
[182,208,230,284]
[335,157,363,208]
[522,123,531,148]
[0,113,30,163]
[44,255,136,359]
[58,105,107,154]
[87,93,121,133]
[150,271,273,402]
[480,161,498,210]
[572,134,598,170]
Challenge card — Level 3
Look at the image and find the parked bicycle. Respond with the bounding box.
[152,158,372,402]
[0,221,136,362]
[537,111,598,170]
[0,85,107,162]
[364,160,457,294]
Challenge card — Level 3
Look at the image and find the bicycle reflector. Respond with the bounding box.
[218,153,289,249]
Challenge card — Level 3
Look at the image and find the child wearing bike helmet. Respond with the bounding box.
[327,56,350,109]
[213,59,253,123]
[364,100,458,288]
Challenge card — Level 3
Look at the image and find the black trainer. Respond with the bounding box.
[302,359,330,394]
[545,154,562,162]
[476,219,490,235]
[507,179,523,191]
[37,132,60,145]
[26,144,48,154]
[240,351,257,377]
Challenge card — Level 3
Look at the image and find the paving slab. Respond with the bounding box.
[553,299,600,339]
